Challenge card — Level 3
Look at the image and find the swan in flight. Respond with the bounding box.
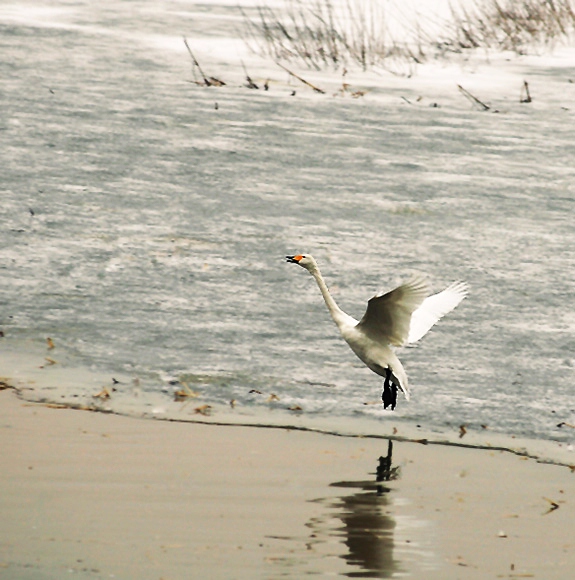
[286,254,468,410]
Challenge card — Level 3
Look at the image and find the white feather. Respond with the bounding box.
[407,281,468,344]
[287,254,468,406]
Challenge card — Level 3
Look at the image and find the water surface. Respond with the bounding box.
[2,0,575,462]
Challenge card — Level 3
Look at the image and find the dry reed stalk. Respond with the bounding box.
[458,84,491,110]
[276,61,326,93]
[241,0,575,73]
[183,38,226,86]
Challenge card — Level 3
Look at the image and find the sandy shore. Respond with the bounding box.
[1,388,573,580]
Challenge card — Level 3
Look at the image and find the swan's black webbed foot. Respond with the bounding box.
[382,367,398,411]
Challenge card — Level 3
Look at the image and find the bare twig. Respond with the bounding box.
[275,61,326,93]
[457,84,490,110]
[183,37,208,84]
[520,80,532,103]
[241,60,259,89]
[183,38,226,87]
[543,497,560,515]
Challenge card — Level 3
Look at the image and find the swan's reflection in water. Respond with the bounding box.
[308,440,402,578]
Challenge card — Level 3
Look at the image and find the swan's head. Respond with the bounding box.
[286,254,316,271]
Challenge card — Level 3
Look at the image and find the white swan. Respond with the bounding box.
[286,254,468,409]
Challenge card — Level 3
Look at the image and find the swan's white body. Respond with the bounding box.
[286,254,467,407]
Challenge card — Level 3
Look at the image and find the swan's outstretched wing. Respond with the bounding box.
[356,277,429,346]
[407,281,468,344]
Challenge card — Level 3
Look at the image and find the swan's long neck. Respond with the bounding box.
[308,264,353,329]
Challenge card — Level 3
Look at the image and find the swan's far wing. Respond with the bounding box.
[357,277,429,346]
[407,281,468,344]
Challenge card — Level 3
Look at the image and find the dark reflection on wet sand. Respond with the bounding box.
[309,440,401,578]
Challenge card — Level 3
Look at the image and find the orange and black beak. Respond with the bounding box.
[286,255,302,264]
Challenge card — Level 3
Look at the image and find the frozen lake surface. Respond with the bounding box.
[1,0,575,461]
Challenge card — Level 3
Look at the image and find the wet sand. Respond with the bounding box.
[1,388,574,579]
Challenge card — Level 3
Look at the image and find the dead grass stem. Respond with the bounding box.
[241,0,575,72]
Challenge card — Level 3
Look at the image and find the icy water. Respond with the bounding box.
[1,0,575,460]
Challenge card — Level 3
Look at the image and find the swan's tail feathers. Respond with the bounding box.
[382,367,409,410]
